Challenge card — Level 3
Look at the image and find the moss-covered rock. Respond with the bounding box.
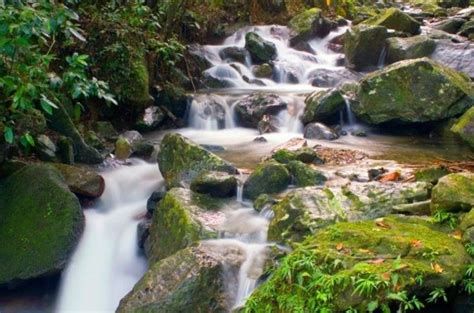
[190,171,237,198]
[145,188,224,263]
[243,161,291,200]
[288,8,333,45]
[386,35,437,64]
[271,147,323,165]
[459,20,474,37]
[268,182,430,243]
[431,172,474,213]
[363,8,421,35]
[157,133,237,189]
[246,215,471,312]
[344,24,388,70]
[115,137,133,160]
[354,58,474,124]
[302,89,346,124]
[286,160,327,187]
[118,242,244,313]
[0,164,84,285]
[52,164,105,198]
[253,63,273,78]
[451,107,474,149]
[414,166,451,184]
[245,32,277,63]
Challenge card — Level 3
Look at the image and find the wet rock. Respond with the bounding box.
[0,165,84,285]
[272,147,324,165]
[386,35,436,63]
[93,121,118,141]
[254,194,277,213]
[392,200,432,215]
[363,8,421,35]
[253,63,273,78]
[146,190,166,215]
[307,68,361,88]
[118,243,244,313]
[234,93,287,128]
[253,136,268,143]
[430,40,474,78]
[57,136,75,164]
[286,160,327,187]
[303,89,346,123]
[135,106,165,132]
[245,32,277,63]
[438,0,470,8]
[201,71,236,89]
[350,128,367,137]
[114,137,133,160]
[137,219,152,250]
[460,208,474,243]
[201,144,225,152]
[131,141,155,160]
[288,8,334,47]
[267,182,430,243]
[414,166,451,184]
[52,163,105,198]
[458,20,474,37]
[344,24,388,70]
[432,18,467,34]
[85,130,105,151]
[190,94,228,129]
[35,135,57,162]
[304,123,339,140]
[271,137,307,153]
[190,171,237,198]
[243,161,291,200]
[157,133,237,188]
[451,107,474,149]
[250,215,471,312]
[354,58,474,124]
[220,47,247,64]
[145,188,225,262]
[431,172,474,213]
[257,115,279,134]
[187,44,214,73]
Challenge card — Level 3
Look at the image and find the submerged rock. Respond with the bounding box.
[234,93,287,128]
[344,24,388,70]
[303,89,346,124]
[245,32,277,63]
[243,161,291,200]
[451,107,474,149]
[268,182,430,243]
[0,165,84,285]
[386,35,436,63]
[145,188,225,262]
[157,133,237,188]
[431,172,474,213]
[354,58,474,124]
[190,171,237,198]
[363,7,421,35]
[304,123,339,140]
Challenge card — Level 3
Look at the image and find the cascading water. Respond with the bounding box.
[55,160,161,312]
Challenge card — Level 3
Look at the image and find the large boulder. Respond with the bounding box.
[302,89,346,124]
[190,171,238,198]
[431,172,474,213]
[247,215,472,312]
[354,58,474,124]
[268,182,430,243]
[144,188,225,263]
[364,8,421,35]
[0,165,84,285]
[52,164,105,198]
[451,107,474,149]
[344,25,388,71]
[430,40,474,79]
[118,243,244,313]
[157,133,237,188]
[234,93,287,128]
[288,8,333,46]
[386,35,436,64]
[245,32,277,63]
[243,161,291,200]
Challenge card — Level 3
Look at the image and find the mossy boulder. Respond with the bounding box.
[386,35,437,64]
[288,8,333,45]
[52,164,105,198]
[431,172,474,213]
[354,58,474,124]
[344,24,388,70]
[286,160,327,187]
[118,242,244,313]
[432,18,466,34]
[451,107,474,149]
[271,147,323,165]
[268,182,430,243]
[246,215,471,312]
[253,63,273,78]
[0,164,84,285]
[157,133,237,189]
[144,188,224,263]
[302,89,346,124]
[115,137,133,160]
[459,20,474,37]
[363,8,421,35]
[234,93,287,128]
[243,161,291,200]
[414,166,451,184]
[460,208,474,243]
[245,32,277,63]
[190,171,237,198]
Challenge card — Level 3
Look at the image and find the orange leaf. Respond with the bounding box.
[410,239,422,248]
[375,219,391,229]
[379,171,400,182]
[451,230,462,240]
[369,258,385,265]
[431,263,444,273]
[336,243,344,251]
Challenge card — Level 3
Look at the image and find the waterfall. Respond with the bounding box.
[344,97,356,127]
[55,160,162,312]
[188,94,236,130]
[378,46,387,68]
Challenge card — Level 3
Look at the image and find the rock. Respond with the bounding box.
[188,44,214,73]
[118,243,244,313]
[430,40,474,79]
[350,128,367,137]
[15,109,47,137]
[52,163,105,198]
[271,147,324,165]
[272,138,308,153]
[386,35,437,63]
[302,89,346,124]
[93,121,118,141]
[145,188,225,262]
[114,137,133,160]
[254,194,277,213]
[460,208,474,243]
[0,165,84,285]
[35,135,57,162]
[451,107,474,149]
[245,32,277,63]
[307,68,361,88]
[267,182,429,243]
[414,166,451,184]
[85,130,105,151]
[344,24,388,70]
[220,46,247,63]
[190,94,228,129]
[234,93,287,128]
[131,141,155,160]
[190,171,237,198]
[438,0,470,8]
[286,160,327,187]
[253,63,273,78]
[392,200,432,215]
[432,18,467,34]
[157,133,237,189]
[201,70,236,89]
[201,144,225,152]
[135,106,165,132]
[288,8,334,47]
[459,20,474,37]
[257,115,279,134]
[121,130,143,143]
[363,8,421,35]
[248,215,471,312]
[146,190,166,215]
[431,172,474,213]
[304,123,339,140]
[137,219,152,250]
[243,161,291,200]
[57,136,75,164]
[253,136,268,143]
[354,58,474,124]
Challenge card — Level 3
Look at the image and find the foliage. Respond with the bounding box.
[432,210,458,229]
[0,0,115,147]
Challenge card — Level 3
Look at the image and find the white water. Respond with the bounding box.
[55,160,161,312]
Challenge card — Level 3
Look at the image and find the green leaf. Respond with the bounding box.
[4,127,13,144]
[24,133,35,147]
[40,95,58,115]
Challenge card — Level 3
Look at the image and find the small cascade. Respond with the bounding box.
[344,97,356,127]
[188,94,236,130]
[276,96,305,133]
[378,46,387,68]
[236,177,244,203]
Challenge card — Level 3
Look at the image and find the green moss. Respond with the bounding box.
[272,147,322,164]
[288,8,322,35]
[246,216,472,312]
[286,160,327,187]
[363,7,421,35]
[344,24,388,70]
[302,89,346,123]
[414,166,451,184]
[451,107,474,150]
[243,160,291,200]
[431,172,474,213]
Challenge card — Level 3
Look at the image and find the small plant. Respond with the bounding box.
[432,211,458,229]
[426,288,448,303]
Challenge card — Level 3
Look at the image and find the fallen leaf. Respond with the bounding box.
[379,171,401,182]
[451,230,462,240]
[382,272,391,281]
[375,219,391,229]
[336,243,344,251]
[431,263,444,273]
[410,239,422,248]
[369,258,385,265]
